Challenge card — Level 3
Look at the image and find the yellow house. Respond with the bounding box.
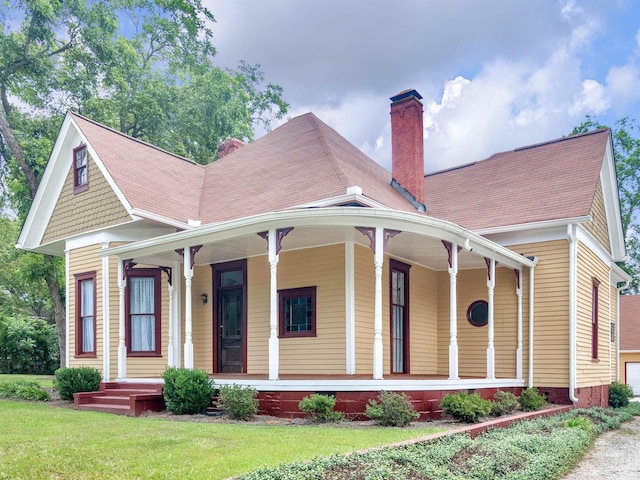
[17,89,630,416]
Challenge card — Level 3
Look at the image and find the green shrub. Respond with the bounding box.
[609,381,634,408]
[216,384,258,420]
[365,391,419,427]
[0,314,59,375]
[490,390,519,416]
[162,367,214,415]
[440,392,492,423]
[0,379,49,401]
[298,394,344,422]
[519,387,547,411]
[566,416,596,434]
[54,367,102,401]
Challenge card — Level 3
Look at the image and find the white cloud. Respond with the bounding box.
[606,64,640,105]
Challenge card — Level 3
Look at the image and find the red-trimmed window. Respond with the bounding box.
[75,272,96,357]
[126,269,162,356]
[278,286,316,338]
[73,145,88,193]
[592,278,600,359]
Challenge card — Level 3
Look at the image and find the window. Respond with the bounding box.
[467,300,489,327]
[126,269,161,356]
[390,259,410,374]
[592,278,600,359]
[73,145,88,193]
[278,286,316,337]
[75,272,96,357]
[611,321,616,343]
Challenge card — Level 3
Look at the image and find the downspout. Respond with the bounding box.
[616,280,629,382]
[568,225,579,403]
[528,258,538,388]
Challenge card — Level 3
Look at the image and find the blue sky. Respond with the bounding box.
[206,0,640,173]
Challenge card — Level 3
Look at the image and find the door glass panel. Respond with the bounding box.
[220,270,243,287]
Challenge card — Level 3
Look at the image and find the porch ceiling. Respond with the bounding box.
[102,207,535,271]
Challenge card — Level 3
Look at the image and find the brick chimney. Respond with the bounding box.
[390,89,424,203]
[218,138,245,159]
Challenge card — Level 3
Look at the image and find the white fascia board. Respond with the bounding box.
[576,225,615,267]
[65,220,178,251]
[17,114,75,250]
[600,137,626,261]
[100,207,536,269]
[474,216,592,237]
[288,193,392,210]
[611,262,632,285]
[620,350,640,353]
[129,208,192,230]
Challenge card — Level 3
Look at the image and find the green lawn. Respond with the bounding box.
[0,374,54,387]
[0,400,443,479]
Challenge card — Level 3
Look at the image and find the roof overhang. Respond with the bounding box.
[101,207,536,271]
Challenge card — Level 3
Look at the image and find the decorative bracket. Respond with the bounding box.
[174,245,202,270]
[485,258,498,281]
[514,269,521,290]
[441,241,462,269]
[356,227,401,253]
[159,266,173,286]
[257,227,294,255]
[122,259,137,280]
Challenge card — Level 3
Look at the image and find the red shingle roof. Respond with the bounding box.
[423,129,610,230]
[620,295,640,350]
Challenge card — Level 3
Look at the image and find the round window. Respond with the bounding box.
[467,300,488,327]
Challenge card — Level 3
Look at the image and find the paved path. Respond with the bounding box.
[562,415,640,479]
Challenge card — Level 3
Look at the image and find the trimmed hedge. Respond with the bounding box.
[365,391,419,427]
[54,367,101,401]
[162,367,214,415]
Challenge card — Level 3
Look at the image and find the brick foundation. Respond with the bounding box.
[534,384,609,408]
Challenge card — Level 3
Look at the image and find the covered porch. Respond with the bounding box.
[101,205,537,400]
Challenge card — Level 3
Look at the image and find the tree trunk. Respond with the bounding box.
[0,104,67,367]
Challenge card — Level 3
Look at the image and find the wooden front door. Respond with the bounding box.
[213,260,247,373]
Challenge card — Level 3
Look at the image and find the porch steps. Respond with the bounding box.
[74,382,165,416]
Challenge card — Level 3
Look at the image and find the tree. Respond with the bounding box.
[572,117,640,292]
[0,0,288,366]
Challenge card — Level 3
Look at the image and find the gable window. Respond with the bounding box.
[73,145,88,193]
[126,269,161,356]
[278,286,316,337]
[592,278,600,360]
[75,272,96,357]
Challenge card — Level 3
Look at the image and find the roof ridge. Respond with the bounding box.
[69,111,203,167]
[309,114,352,191]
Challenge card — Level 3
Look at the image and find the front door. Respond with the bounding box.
[213,260,247,373]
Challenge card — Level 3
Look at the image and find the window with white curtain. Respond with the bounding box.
[127,269,161,356]
[75,272,96,356]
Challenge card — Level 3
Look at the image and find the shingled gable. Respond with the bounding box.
[196,112,417,224]
[69,113,204,225]
[424,129,614,232]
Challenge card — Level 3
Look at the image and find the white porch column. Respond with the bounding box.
[167,270,175,368]
[373,227,384,380]
[101,243,110,382]
[117,259,127,380]
[183,247,194,369]
[448,243,459,380]
[345,242,356,375]
[268,228,280,380]
[516,268,523,380]
[486,258,496,379]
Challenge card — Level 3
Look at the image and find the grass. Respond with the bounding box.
[0,374,54,387]
[0,400,443,480]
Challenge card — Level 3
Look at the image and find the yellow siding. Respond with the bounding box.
[576,241,614,387]
[408,263,439,374]
[192,265,213,372]
[507,240,570,387]
[68,245,104,371]
[247,244,346,374]
[42,155,130,244]
[583,180,611,253]
[436,266,523,378]
[354,244,374,374]
[609,285,618,383]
